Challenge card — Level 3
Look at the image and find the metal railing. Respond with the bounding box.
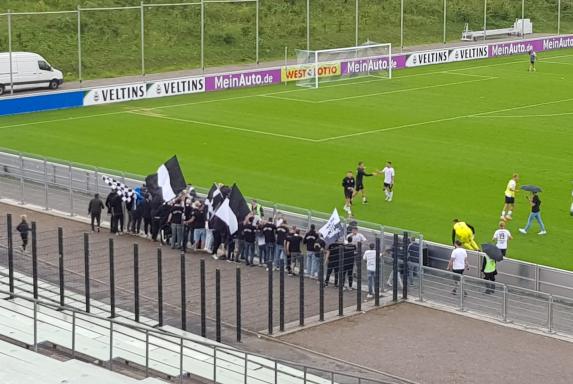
[3,149,573,303]
[0,289,396,384]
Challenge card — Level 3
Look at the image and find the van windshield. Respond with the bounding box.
[38,60,52,71]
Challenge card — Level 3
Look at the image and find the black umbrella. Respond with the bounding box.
[521,185,542,193]
[481,243,504,262]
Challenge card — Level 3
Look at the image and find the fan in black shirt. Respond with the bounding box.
[286,229,303,275]
[356,162,374,204]
[342,171,355,216]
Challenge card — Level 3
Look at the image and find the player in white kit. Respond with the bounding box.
[379,161,395,202]
[492,221,512,257]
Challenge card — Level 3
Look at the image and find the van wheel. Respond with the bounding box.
[48,80,59,90]
[0,85,4,96]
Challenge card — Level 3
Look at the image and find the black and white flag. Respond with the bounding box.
[102,175,135,202]
[319,208,344,246]
[205,183,224,220]
[214,184,250,235]
[145,156,187,202]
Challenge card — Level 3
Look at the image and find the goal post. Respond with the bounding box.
[293,42,392,88]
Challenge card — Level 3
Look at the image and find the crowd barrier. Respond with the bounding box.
[1,34,573,116]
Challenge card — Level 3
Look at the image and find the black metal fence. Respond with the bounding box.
[0,213,414,344]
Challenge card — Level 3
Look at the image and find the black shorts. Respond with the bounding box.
[384,183,393,191]
[500,248,507,256]
[452,269,465,275]
[504,196,515,204]
[344,189,353,199]
[356,183,364,192]
[530,60,535,64]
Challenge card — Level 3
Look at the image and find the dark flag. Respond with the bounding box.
[145,156,187,202]
[205,183,224,220]
[214,183,250,235]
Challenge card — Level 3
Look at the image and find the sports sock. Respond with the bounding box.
[507,211,512,217]
[502,210,506,217]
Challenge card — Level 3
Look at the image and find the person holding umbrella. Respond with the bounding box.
[519,186,547,235]
[481,244,503,294]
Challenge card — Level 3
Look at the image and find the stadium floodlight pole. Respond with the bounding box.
[306,0,310,50]
[201,0,205,71]
[7,9,13,95]
[483,0,487,42]
[400,0,404,51]
[141,2,145,79]
[77,6,83,86]
[443,0,447,44]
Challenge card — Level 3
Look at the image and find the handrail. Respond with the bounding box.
[0,288,394,384]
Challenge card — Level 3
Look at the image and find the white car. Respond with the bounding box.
[0,52,64,95]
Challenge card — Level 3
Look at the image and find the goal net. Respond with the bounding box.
[294,42,392,88]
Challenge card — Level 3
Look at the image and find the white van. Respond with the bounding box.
[0,52,64,95]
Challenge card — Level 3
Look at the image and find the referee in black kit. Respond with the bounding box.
[342,170,355,216]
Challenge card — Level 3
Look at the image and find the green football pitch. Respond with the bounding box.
[1,49,573,270]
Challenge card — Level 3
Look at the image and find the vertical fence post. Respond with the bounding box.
[7,214,14,299]
[180,252,187,331]
[58,227,64,307]
[355,0,359,46]
[535,264,540,291]
[33,301,38,352]
[267,260,273,334]
[77,6,82,85]
[7,10,13,94]
[279,262,285,331]
[374,237,380,306]
[236,267,242,342]
[200,259,206,337]
[402,232,409,300]
[157,248,163,327]
[460,275,465,311]
[299,254,305,326]
[255,0,259,64]
[109,238,116,318]
[444,0,448,44]
[31,222,38,299]
[134,244,140,322]
[521,0,525,38]
[400,0,404,50]
[483,0,488,42]
[356,242,362,311]
[392,234,399,302]
[43,159,49,210]
[140,1,145,78]
[548,295,554,332]
[306,0,310,50]
[84,233,90,312]
[68,164,74,216]
[558,0,561,35]
[109,322,114,371]
[200,0,205,70]
[19,155,24,204]
[319,251,325,321]
[502,284,508,322]
[216,269,221,342]
[418,235,424,301]
[338,245,343,316]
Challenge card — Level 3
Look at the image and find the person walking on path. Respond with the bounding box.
[88,193,104,232]
[519,191,547,235]
[447,240,469,295]
[16,215,30,252]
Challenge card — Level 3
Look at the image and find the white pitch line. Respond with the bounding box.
[0,110,129,131]
[316,77,497,104]
[470,112,573,118]
[258,94,319,104]
[542,60,573,66]
[127,111,318,143]
[317,96,573,142]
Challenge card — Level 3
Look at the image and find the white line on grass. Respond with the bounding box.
[127,111,318,143]
[470,112,573,118]
[258,94,319,104]
[0,110,129,131]
[316,77,497,104]
[541,61,573,66]
[317,97,573,142]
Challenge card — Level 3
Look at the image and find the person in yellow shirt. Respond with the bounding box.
[451,219,480,251]
[501,174,519,221]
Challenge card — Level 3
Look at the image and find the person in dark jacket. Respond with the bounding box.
[325,241,343,287]
[242,216,256,265]
[142,195,152,238]
[150,194,164,241]
[110,192,124,234]
[303,224,318,277]
[16,215,30,252]
[88,193,104,232]
[343,237,358,290]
